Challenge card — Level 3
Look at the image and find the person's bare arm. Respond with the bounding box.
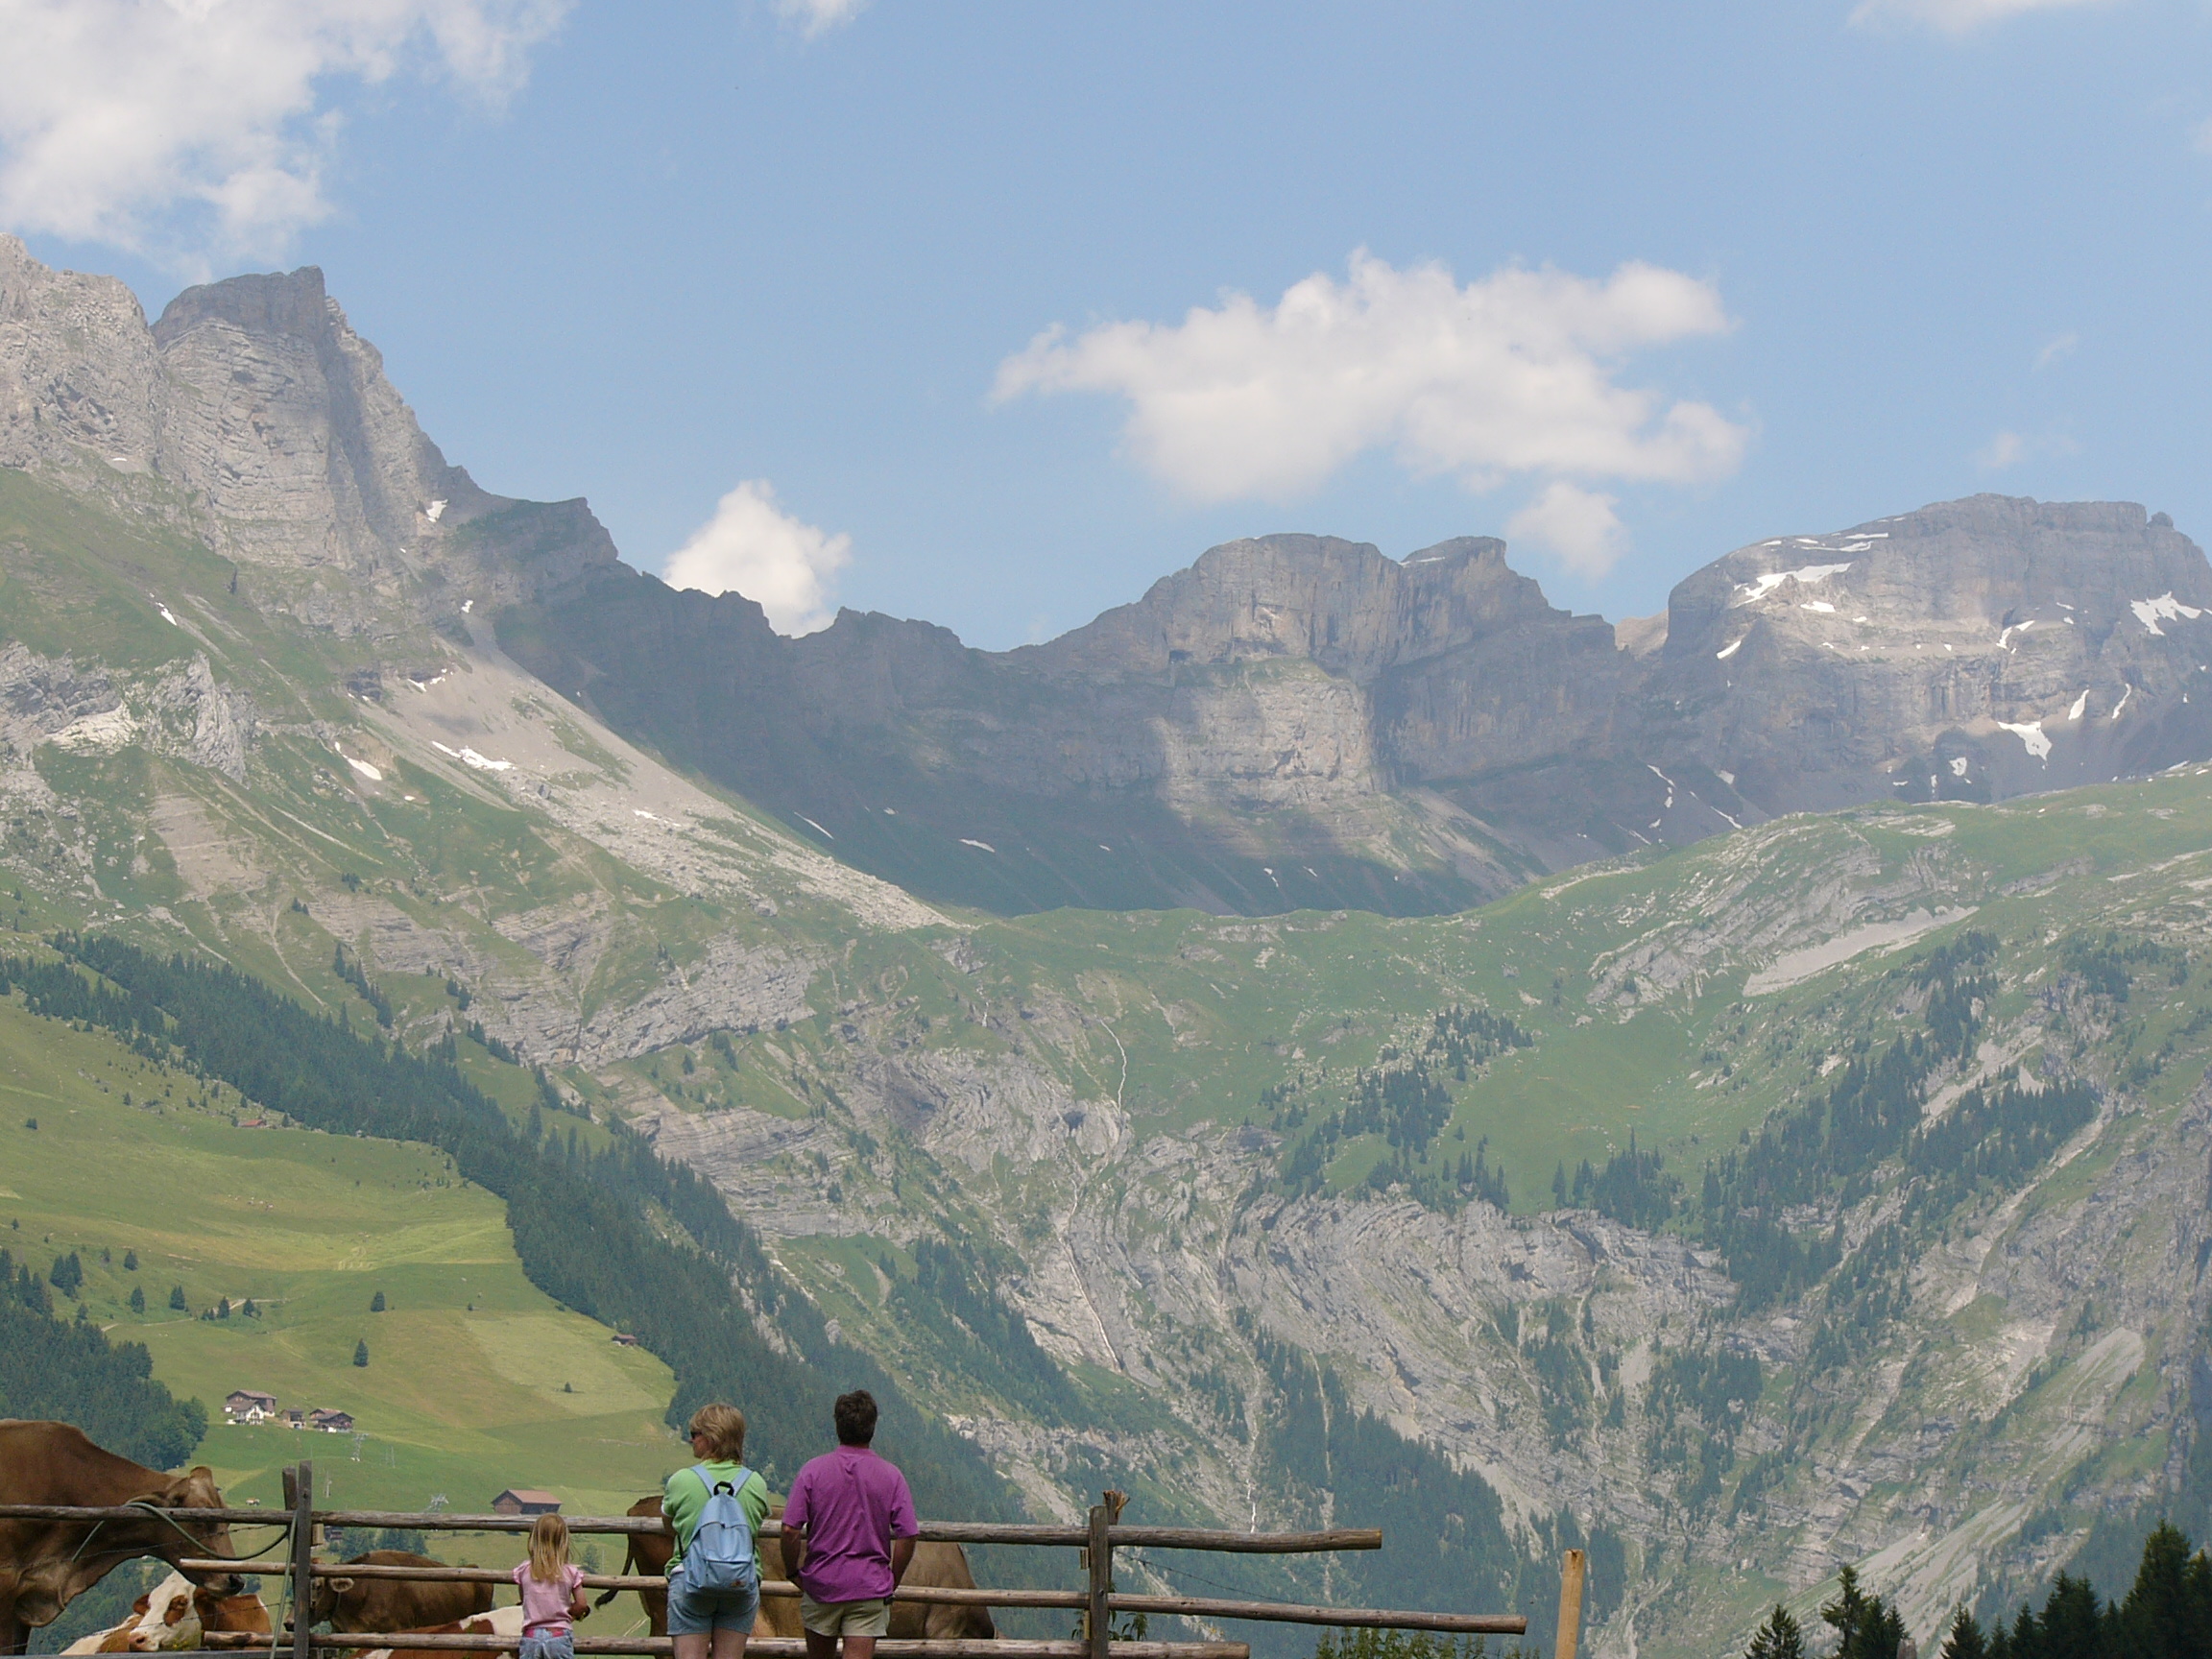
[784,1525,807,1579]
[889,1537,915,1587]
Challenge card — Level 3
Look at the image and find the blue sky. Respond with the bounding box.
[7,0,2212,645]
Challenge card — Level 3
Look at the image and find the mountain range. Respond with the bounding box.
[8,234,2212,1656]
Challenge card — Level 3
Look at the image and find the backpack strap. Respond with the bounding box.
[674,1463,716,1565]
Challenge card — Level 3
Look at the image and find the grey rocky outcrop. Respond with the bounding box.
[13,233,2212,923]
[506,493,2212,917]
[0,235,617,635]
[1646,496,2212,807]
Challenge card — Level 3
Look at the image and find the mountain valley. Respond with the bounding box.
[6,237,2212,1656]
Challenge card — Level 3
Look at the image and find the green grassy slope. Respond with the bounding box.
[0,998,685,1518]
[764,768,2212,1216]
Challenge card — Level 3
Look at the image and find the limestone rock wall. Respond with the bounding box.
[0,236,617,635]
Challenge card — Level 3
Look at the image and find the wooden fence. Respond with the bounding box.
[9,1459,1584,1659]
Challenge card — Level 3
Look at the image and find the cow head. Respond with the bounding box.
[307,1575,367,1626]
[195,1589,274,1638]
[103,1573,204,1651]
[152,1468,242,1596]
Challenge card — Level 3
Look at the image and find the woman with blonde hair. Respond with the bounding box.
[511,1513,589,1659]
[663,1403,772,1659]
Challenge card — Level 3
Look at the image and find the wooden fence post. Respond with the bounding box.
[292,1461,316,1659]
[1551,1549,1585,1659]
[1086,1502,1112,1659]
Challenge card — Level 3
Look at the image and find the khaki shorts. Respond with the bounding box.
[799,1596,891,1638]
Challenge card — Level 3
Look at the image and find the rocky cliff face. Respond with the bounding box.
[512,495,2212,917]
[1647,496,2212,808]
[0,236,615,635]
[15,235,2212,926]
[502,532,1636,915]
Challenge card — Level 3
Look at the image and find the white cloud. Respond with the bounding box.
[1849,0,2112,34]
[1505,482,1627,579]
[1977,430,2027,469]
[0,0,570,268]
[993,251,1746,506]
[663,480,853,636]
[1975,428,2079,469]
[2033,331,2079,370]
[778,0,867,36]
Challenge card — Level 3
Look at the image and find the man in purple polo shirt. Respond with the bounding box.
[782,1390,919,1659]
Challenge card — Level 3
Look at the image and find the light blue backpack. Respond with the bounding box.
[680,1464,758,1593]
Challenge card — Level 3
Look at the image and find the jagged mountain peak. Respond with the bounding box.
[1668,493,2211,653]
[15,232,2212,917]
[0,238,615,634]
[1650,493,2212,808]
[1025,529,1558,684]
[153,261,336,343]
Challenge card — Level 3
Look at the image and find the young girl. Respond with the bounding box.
[512,1513,589,1659]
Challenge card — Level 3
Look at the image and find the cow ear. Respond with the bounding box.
[134,1595,153,1615]
[326,1578,355,1595]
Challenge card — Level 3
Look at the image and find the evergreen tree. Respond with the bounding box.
[0,1249,204,1466]
[122,1248,136,1271]
[215,1295,230,1319]
[128,1285,144,1314]
[49,1251,82,1296]
[353,1338,370,1367]
[2034,1573,2107,1656]
[2115,1520,2212,1658]
[167,1285,186,1310]
[1743,1603,1806,1658]
[1939,1607,1988,1659]
[371,1289,386,1312]
[1822,1567,1906,1659]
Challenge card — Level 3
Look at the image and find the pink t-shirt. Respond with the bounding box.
[783,1446,918,1603]
[512,1563,584,1634]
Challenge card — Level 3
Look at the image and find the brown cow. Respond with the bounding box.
[604,1495,995,1641]
[194,1587,273,1649]
[60,1574,271,1654]
[0,1421,242,1656]
[306,1552,494,1633]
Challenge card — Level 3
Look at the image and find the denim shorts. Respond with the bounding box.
[667,1572,760,1636]
[519,1635,575,1659]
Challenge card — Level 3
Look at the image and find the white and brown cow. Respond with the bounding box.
[60,1572,272,1653]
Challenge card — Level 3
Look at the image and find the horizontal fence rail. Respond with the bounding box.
[3,1506,1383,1554]
[0,1503,290,1526]
[1108,1596,1526,1636]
